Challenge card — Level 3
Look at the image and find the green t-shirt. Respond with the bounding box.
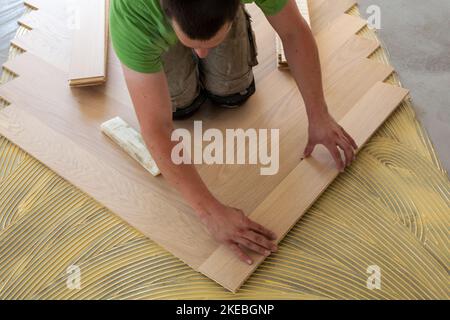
[110,0,289,73]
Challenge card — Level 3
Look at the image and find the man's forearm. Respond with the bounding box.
[122,67,221,219]
[281,21,328,119]
[141,123,220,219]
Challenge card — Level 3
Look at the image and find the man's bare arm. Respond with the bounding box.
[122,66,216,216]
[267,0,358,170]
[122,65,278,264]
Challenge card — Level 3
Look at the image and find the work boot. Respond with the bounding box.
[206,79,256,108]
[172,91,207,120]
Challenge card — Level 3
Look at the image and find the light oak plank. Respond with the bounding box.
[199,82,409,292]
[0,52,217,269]
[68,0,108,87]
[1,21,385,219]
[193,48,389,214]
[0,12,387,286]
[0,104,217,269]
[309,0,357,35]
[12,9,71,73]
[24,0,64,12]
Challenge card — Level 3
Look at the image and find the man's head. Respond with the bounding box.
[161,0,240,58]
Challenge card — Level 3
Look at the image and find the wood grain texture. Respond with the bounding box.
[309,0,357,34]
[185,15,381,215]
[4,12,383,218]
[0,0,408,291]
[0,52,215,270]
[199,82,409,292]
[0,102,217,270]
[13,8,71,73]
[68,0,108,87]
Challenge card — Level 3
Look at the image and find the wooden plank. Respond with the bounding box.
[309,0,357,35]
[1,18,384,217]
[14,0,132,105]
[0,103,217,269]
[194,51,389,213]
[187,15,375,214]
[199,82,409,292]
[11,4,366,114]
[0,52,215,270]
[277,12,365,68]
[0,0,405,292]
[0,15,388,286]
[12,8,71,73]
[24,0,60,11]
[68,0,108,87]
[314,14,367,63]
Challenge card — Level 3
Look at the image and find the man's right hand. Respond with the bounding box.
[200,203,278,265]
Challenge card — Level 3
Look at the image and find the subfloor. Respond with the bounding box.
[0,1,448,299]
[358,0,450,174]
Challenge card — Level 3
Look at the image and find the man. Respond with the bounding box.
[110,0,358,265]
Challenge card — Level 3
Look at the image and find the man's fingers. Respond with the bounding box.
[236,237,271,257]
[247,219,277,240]
[340,133,357,162]
[243,230,277,252]
[342,129,358,150]
[327,144,344,171]
[229,242,253,265]
[303,142,315,158]
[337,139,354,167]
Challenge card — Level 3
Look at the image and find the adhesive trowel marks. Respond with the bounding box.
[0,0,448,298]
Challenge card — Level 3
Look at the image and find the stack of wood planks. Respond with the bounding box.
[68,0,108,87]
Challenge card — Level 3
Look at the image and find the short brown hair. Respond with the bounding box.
[161,0,240,40]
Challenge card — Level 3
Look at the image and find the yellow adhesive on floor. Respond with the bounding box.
[0,5,448,299]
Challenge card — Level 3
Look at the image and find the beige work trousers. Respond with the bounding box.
[161,5,259,112]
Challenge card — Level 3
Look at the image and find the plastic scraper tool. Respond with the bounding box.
[101,117,161,176]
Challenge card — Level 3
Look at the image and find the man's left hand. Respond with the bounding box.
[303,112,358,171]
